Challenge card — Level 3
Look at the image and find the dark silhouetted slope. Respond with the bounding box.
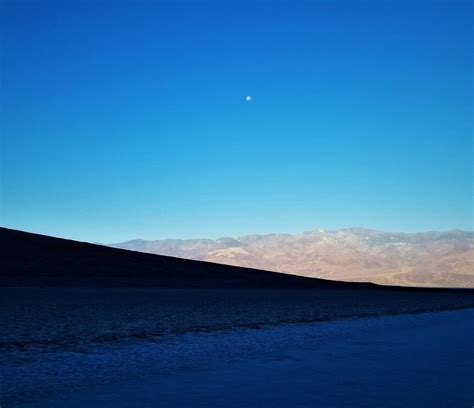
[0,228,374,288]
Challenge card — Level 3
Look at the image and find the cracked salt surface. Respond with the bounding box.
[1,288,473,407]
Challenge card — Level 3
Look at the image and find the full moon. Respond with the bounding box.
[245,96,252,102]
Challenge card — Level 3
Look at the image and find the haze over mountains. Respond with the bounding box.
[110,228,474,288]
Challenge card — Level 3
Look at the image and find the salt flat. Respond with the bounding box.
[2,307,473,408]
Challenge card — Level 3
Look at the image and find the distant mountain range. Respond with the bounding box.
[109,228,474,288]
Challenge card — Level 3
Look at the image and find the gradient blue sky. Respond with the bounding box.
[1,0,472,243]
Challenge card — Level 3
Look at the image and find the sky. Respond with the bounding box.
[1,0,472,243]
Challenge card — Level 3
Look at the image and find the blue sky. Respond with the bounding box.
[1,0,472,242]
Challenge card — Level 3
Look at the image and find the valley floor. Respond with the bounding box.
[1,292,473,407]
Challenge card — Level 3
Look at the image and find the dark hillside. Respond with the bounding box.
[0,228,369,288]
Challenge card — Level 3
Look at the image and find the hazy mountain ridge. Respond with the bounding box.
[109,228,474,287]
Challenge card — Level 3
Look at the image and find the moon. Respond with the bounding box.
[245,96,252,102]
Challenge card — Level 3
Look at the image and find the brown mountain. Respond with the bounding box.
[110,228,474,288]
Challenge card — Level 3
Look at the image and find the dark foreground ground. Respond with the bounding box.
[1,287,474,407]
[2,287,474,356]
